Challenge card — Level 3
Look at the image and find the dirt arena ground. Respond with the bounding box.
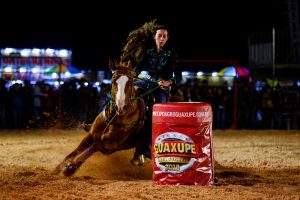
[0,129,299,200]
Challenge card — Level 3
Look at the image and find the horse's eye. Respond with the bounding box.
[112,74,118,79]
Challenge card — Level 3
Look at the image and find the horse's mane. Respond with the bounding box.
[120,19,158,63]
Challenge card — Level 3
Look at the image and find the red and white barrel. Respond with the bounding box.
[152,102,214,185]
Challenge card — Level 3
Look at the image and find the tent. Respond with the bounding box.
[218,66,250,77]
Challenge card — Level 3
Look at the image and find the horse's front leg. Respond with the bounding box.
[53,112,106,176]
[62,143,99,176]
[52,132,94,175]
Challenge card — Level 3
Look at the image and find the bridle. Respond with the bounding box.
[102,67,145,133]
[110,68,136,114]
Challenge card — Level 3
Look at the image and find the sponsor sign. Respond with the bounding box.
[152,102,214,185]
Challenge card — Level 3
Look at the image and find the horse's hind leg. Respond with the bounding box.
[52,133,94,175]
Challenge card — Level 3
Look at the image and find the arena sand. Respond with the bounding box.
[0,129,299,200]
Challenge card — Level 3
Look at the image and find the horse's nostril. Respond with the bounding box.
[123,105,127,110]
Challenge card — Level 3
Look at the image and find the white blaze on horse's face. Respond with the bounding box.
[115,75,129,112]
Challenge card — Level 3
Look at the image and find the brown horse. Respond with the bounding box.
[53,60,150,176]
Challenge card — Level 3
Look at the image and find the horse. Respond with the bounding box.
[53,60,152,176]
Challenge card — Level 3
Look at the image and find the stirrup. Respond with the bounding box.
[130,154,145,166]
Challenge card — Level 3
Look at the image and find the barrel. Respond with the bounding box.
[152,102,214,185]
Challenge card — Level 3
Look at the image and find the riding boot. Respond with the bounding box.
[130,122,152,166]
[130,143,151,166]
[130,153,145,166]
[141,117,152,159]
[130,137,145,166]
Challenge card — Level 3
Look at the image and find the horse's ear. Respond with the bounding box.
[109,59,118,71]
[126,60,132,69]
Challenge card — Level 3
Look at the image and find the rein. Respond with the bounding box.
[134,85,160,100]
[102,109,118,134]
[133,78,161,100]
[102,98,145,132]
[102,73,145,132]
[102,68,160,133]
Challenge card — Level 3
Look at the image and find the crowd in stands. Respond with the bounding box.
[170,79,299,130]
[0,78,100,129]
[0,78,299,130]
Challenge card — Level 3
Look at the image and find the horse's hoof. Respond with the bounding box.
[130,154,145,166]
[63,163,77,176]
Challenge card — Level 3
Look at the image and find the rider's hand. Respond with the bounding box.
[158,79,172,89]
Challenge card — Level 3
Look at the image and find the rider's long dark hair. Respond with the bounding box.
[120,19,158,63]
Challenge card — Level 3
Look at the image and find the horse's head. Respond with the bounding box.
[109,60,137,114]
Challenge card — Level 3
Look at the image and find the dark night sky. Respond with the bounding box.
[0,1,289,71]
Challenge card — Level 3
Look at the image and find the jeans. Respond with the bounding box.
[134,78,170,157]
[134,78,170,103]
